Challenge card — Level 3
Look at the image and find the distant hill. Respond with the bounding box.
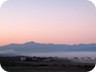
[0,41,96,55]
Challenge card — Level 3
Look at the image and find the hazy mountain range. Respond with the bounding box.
[0,41,96,55]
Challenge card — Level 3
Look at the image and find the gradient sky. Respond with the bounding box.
[0,0,96,45]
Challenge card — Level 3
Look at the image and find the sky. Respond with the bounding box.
[0,0,96,45]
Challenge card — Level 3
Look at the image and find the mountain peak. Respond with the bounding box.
[24,41,36,44]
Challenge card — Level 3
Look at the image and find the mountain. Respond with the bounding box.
[0,41,96,55]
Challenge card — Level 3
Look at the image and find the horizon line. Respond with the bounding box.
[0,41,96,46]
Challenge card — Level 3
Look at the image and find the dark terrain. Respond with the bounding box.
[0,56,95,72]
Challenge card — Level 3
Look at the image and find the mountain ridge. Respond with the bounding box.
[0,41,96,55]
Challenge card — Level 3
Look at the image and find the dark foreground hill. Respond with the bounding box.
[0,56,95,72]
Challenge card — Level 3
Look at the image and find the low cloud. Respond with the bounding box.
[0,49,15,54]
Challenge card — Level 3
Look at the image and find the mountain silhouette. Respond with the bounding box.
[0,41,96,55]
